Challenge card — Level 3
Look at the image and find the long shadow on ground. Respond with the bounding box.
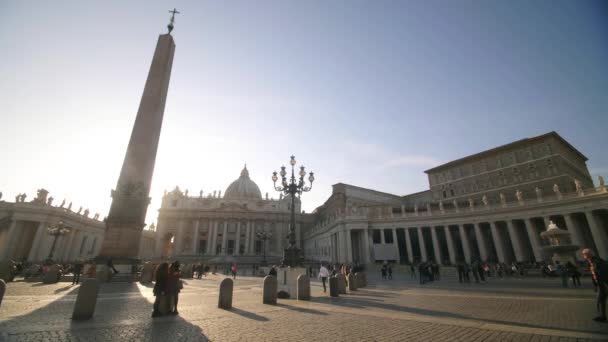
[0,281,209,342]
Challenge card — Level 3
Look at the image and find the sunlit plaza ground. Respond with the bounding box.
[1,271,607,342]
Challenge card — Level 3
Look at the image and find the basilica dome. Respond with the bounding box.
[224,165,262,200]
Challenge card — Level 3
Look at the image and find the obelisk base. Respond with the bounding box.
[95,222,144,282]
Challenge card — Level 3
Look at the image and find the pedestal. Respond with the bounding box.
[277,267,306,298]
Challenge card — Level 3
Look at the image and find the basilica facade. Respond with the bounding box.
[153,166,303,264]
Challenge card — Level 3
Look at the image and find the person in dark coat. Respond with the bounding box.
[269,265,278,277]
[72,261,83,285]
[152,263,169,318]
[583,248,608,322]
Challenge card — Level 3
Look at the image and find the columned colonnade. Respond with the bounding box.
[304,189,608,265]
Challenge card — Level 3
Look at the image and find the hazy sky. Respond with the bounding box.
[2,1,607,226]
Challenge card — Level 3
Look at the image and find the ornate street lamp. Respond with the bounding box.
[256,230,272,266]
[272,155,314,267]
[46,221,70,261]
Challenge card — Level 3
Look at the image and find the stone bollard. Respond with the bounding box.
[355,272,363,288]
[263,275,278,305]
[139,262,155,284]
[329,276,339,297]
[218,278,233,309]
[43,265,61,284]
[348,273,357,291]
[0,260,14,282]
[297,274,310,301]
[336,274,347,294]
[72,279,100,320]
[0,279,5,308]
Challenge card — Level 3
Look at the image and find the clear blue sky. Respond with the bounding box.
[1,1,607,225]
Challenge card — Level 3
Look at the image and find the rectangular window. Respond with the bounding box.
[383,229,394,243]
[199,240,207,254]
[216,244,222,254]
[255,240,262,255]
[372,230,382,244]
[227,240,235,255]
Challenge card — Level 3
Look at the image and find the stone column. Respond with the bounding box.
[563,214,585,259]
[380,228,386,244]
[0,220,18,260]
[490,221,507,263]
[249,222,256,254]
[209,220,217,255]
[28,221,47,261]
[346,229,353,263]
[175,220,185,256]
[62,229,77,261]
[362,229,371,263]
[473,223,488,262]
[417,227,427,262]
[154,222,164,256]
[506,220,525,262]
[235,222,241,255]
[221,220,228,255]
[244,221,251,255]
[404,228,414,263]
[391,228,399,261]
[430,227,442,263]
[524,218,544,262]
[585,211,608,259]
[444,226,456,264]
[192,219,200,254]
[458,225,472,263]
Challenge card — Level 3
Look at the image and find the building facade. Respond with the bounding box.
[0,190,106,262]
[153,166,304,263]
[303,132,608,265]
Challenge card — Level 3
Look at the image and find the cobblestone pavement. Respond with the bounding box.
[1,272,607,341]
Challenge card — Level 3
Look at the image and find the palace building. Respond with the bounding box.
[303,131,608,265]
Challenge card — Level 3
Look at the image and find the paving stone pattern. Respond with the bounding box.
[0,273,606,341]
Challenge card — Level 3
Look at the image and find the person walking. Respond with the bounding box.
[388,265,393,280]
[72,260,82,285]
[152,263,169,318]
[107,259,119,274]
[566,261,581,288]
[583,248,608,322]
[381,264,387,280]
[419,262,427,284]
[319,264,330,293]
[231,262,238,279]
[167,261,182,315]
[555,261,568,288]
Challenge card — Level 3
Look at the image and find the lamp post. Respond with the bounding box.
[256,230,272,266]
[272,155,314,267]
[46,221,70,261]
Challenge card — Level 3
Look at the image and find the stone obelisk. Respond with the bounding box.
[97,19,176,264]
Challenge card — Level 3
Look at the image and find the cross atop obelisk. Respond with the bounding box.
[168,8,180,34]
